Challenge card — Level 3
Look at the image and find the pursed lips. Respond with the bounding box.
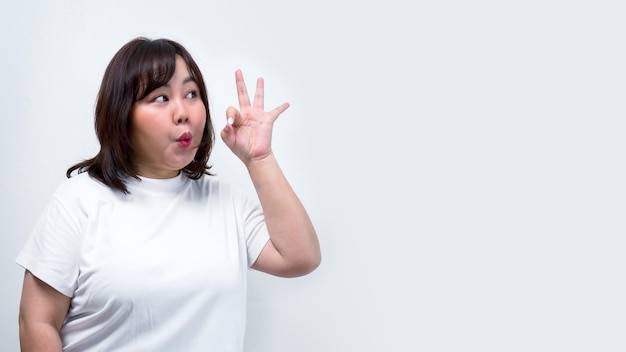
[176,132,193,148]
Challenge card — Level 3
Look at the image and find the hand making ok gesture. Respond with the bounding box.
[221,69,290,165]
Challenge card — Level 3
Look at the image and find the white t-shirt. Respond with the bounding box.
[16,172,270,351]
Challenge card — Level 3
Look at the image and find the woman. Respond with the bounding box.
[16,37,320,351]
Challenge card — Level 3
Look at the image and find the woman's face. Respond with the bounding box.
[130,55,207,179]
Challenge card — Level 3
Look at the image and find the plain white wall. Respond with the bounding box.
[2,1,625,351]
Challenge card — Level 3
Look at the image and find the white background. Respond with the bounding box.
[1,1,625,351]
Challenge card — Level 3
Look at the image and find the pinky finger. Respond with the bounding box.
[271,102,290,119]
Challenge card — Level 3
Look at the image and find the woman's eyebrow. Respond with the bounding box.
[162,76,197,88]
[183,76,197,85]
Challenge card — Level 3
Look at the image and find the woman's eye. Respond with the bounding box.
[186,91,198,99]
[153,95,168,103]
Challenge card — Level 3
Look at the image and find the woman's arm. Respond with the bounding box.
[19,271,70,352]
[220,70,321,277]
[246,153,320,277]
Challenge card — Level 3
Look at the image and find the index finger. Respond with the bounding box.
[235,69,251,108]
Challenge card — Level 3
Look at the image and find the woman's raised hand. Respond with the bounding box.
[221,69,289,164]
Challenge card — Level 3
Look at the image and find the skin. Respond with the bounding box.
[132,56,207,179]
[18,59,321,350]
[19,272,69,351]
[223,69,320,277]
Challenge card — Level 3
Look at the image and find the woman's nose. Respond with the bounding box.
[173,100,189,124]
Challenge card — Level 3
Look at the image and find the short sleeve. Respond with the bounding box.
[239,192,270,267]
[15,196,82,297]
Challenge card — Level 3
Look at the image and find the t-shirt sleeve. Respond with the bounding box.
[239,192,270,267]
[15,196,82,297]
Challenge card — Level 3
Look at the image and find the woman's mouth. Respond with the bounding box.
[176,132,193,148]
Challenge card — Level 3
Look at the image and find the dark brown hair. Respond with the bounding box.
[67,37,214,193]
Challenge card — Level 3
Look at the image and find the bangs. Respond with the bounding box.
[131,40,178,101]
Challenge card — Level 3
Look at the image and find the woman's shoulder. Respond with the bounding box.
[187,174,257,204]
[190,175,260,209]
[188,174,234,197]
[53,172,115,202]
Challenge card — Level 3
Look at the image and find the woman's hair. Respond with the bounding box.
[67,37,214,193]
